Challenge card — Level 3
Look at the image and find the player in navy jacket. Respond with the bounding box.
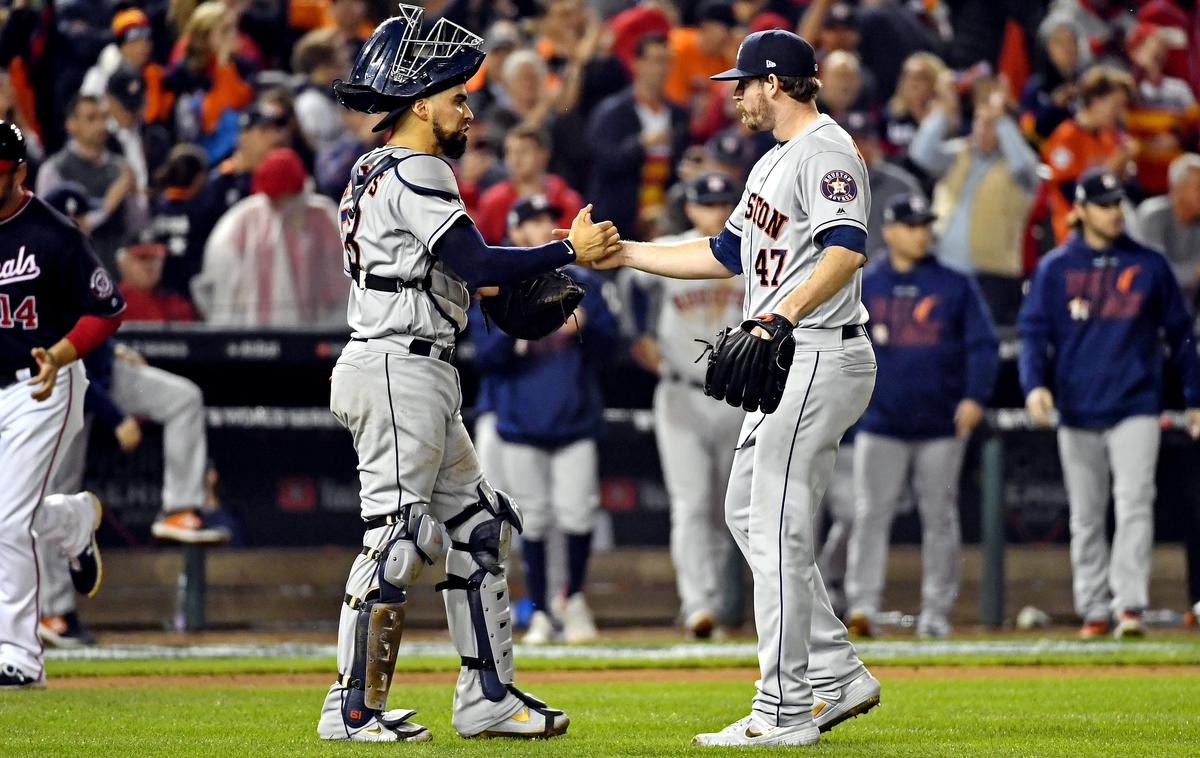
[844,193,999,639]
[1018,167,1200,640]
[469,195,618,645]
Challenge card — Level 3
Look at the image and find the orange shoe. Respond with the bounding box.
[1079,619,1109,639]
[1113,610,1146,639]
[846,610,876,638]
[37,612,96,648]
[151,510,231,544]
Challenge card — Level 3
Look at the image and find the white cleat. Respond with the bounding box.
[523,610,556,645]
[813,670,881,732]
[463,691,570,739]
[317,708,431,742]
[563,592,598,643]
[917,617,951,640]
[0,663,46,689]
[692,714,819,747]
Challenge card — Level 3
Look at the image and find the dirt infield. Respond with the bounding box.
[48,664,1200,690]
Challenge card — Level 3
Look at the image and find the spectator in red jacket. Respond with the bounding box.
[474,124,583,244]
[117,235,199,323]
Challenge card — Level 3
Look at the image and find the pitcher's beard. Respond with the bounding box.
[433,122,468,159]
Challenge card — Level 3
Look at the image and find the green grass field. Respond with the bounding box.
[3,640,1199,757]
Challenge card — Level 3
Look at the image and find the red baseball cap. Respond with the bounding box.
[251,148,307,199]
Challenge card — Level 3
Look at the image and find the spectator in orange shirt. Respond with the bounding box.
[1042,64,1135,242]
[1124,22,1199,197]
[166,2,255,148]
[475,125,584,245]
[663,2,737,110]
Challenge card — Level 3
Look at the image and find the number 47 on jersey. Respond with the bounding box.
[755,248,788,287]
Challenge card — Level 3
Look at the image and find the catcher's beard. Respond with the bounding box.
[433,120,468,159]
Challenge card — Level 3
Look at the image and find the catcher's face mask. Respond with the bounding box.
[333,4,485,118]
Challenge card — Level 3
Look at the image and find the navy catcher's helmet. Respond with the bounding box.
[333,4,484,117]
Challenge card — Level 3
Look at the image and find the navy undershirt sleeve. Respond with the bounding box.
[709,228,743,274]
[816,225,868,255]
[434,218,576,290]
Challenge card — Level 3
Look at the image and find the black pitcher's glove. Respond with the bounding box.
[480,270,585,340]
[701,313,796,414]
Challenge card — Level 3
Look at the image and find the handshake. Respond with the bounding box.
[552,204,626,269]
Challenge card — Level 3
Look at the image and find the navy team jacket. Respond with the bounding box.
[859,254,1000,439]
[470,267,618,448]
[1018,232,1200,428]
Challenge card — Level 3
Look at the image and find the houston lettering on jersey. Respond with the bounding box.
[743,192,790,240]
[867,289,943,347]
[671,285,744,313]
[0,246,41,287]
[1063,264,1146,321]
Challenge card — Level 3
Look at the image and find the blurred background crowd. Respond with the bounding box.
[1,0,1198,329]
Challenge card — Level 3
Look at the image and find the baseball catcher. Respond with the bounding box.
[317,4,619,744]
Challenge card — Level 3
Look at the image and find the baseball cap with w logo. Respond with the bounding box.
[711,29,818,81]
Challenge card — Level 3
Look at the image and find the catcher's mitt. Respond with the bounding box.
[480,270,585,340]
[701,313,796,414]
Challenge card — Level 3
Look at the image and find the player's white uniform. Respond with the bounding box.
[721,114,875,725]
[629,231,745,624]
[0,364,101,680]
[319,145,544,738]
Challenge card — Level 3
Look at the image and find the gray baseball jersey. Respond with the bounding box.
[717,114,879,728]
[724,114,870,327]
[634,230,746,384]
[339,145,472,347]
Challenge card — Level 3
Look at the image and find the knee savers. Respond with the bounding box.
[342,510,447,723]
[439,487,525,702]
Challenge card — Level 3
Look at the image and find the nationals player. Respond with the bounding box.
[0,121,124,688]
[318,8,618,742]
[1020,168,1200,640]
[625,171,746,639]
[595,31,881,746]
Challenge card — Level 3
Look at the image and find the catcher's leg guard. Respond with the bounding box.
[438,488,522,702]
[339,509,445,728]
[440,488,569,737]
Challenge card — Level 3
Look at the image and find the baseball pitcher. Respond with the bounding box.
[593,31,881,747]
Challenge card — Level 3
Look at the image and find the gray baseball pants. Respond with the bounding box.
[724,330,876,727]
[845,433,966,626]
[654,380,742,621]
[1057,415,1160,621]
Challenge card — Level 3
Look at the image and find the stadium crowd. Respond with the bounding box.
[3,0,1200,644]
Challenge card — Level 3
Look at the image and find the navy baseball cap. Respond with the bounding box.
[106,65,146,115]
[43,182,98,218]
[0,120,26,172]
[883,192,936,225]
[687,171,740,205]
[508,194,561,230]
[1074,167,1126,205]
[711,30,818,81]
